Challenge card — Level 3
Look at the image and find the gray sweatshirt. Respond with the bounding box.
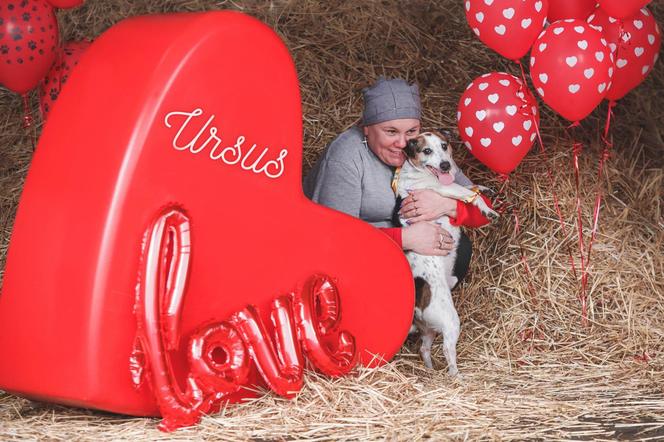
[304,126,471,227]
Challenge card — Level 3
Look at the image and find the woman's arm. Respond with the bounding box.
[311,159,362,218]
[400,189,492,228]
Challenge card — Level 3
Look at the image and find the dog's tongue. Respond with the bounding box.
[438,172,454,185]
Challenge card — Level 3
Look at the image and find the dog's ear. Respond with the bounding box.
[404,138,418,159]
[434,128,455,142]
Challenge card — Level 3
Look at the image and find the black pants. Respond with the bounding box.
[453,231,472,289]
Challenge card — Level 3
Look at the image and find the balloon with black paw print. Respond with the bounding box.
[0,0,58,94]
[39,39,91,120]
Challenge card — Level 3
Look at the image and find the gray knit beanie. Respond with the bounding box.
[362,77,421,126]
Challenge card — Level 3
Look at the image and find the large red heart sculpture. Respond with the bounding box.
[0,12,414,417]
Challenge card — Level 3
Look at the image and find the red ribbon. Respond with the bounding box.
[516,62,576,277]
[494,168,537,302]
[579,102,616,318]
[22,94,33,129]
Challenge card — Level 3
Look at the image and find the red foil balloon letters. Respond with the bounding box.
[132,207,358,431]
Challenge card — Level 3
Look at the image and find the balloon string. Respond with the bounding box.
[618,20,631,49]
[22,94,33,129]
[513,206,537,303]
[22,93,37,150]
[581,101,616,302]
[567,121,588,326]
[516,60,579,281]
[532,118,578,280]
[495,172,537,303]
[515,60,533,116]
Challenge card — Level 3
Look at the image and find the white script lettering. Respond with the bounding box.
[164,108,288,179]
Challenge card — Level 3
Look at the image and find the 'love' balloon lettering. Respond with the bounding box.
[131,207,357,431]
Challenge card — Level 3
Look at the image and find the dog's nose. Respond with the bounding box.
[440,161,451,172]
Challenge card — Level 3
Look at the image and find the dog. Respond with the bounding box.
[396,130,498,375]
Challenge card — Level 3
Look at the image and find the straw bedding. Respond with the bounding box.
[1,0,663,440]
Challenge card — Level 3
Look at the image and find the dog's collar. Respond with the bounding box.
[391,160,427,195]
[391,167,401,196]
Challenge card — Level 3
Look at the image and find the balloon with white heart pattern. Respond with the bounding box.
[530,20,613,121]
[548,0,596,22]
[464,0,549,60]
[588,7,661,101]
[598,0,651,20]
[457,72,540,175]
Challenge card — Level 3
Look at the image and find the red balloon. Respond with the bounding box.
[457,72,540,175]
[598,0,651,20]
[530,20,613,121]
[548,0,596,22]
[46,0,83,8]
[229,302,304,398]
[188,322,250,397]
[39,40,91,120]
[0,0,58,94]
[589,7,661,101]
[293,275,357,377]
[465,0,549,60]
[0,11,415,419]
[132,208,216,431]
[133,209,357,430]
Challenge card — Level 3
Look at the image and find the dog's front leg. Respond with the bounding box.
[472,195,500,221]
[469,185,496,198]
[430,182,477,201]
[431,183,499,221]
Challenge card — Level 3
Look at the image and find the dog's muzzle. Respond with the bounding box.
[439,161,451,172]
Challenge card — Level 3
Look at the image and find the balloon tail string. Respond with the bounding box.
[513,207,537,304]
[581,101,615,314]
[532,119,578,280]
[22,94,36,150]
[500,175,537,304]
[516,60,528,88]
[515,60,533,116]
[566,121,588,326]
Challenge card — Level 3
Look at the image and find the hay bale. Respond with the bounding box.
[1,1,663,439]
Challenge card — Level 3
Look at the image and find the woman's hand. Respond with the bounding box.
[402,222,454,256]
[399,189,457,223]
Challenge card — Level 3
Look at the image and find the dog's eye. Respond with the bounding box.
[441,143,448,151]
[423,148,433,155]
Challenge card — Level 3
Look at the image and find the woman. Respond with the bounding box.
[303,77,490,283]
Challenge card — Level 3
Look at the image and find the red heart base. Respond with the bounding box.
[0,11,414,417]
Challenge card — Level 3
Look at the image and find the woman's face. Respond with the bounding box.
[363,118,421,167]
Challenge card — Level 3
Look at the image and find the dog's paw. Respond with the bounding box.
[482,208,500,222]
[478,186,497,198]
